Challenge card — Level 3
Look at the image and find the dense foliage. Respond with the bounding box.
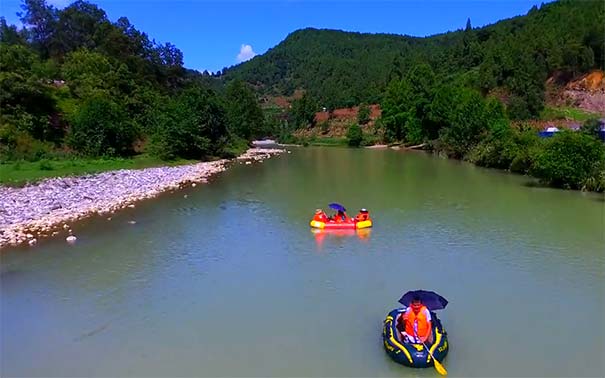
[531,131,605,190]
[0,0,264,162]
[225,1,604,119]
[346,123,363,147]
[2,0,604,192]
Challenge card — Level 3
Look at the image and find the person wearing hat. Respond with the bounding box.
[354,208,370,222]
[313,209,328,222]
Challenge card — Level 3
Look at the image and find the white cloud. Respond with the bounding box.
[236,44,257,63]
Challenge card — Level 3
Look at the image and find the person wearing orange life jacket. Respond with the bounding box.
[334,210,348,223]
[397,297,433,344]
[313,209,328,222]
[354,208,370,222]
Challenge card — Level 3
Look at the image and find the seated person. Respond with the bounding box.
[334,210,347,223]
[313,209,328,222]
[397,297,433,344]
[354,208,370,222]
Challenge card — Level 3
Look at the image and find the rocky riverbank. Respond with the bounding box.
[0,148,284,249]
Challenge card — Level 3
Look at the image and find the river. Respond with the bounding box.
[1,147,603,377]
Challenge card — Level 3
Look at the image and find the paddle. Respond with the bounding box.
[414,329,447,376]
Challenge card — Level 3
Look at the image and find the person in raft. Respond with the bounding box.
[354,208,370,222]
[397,297,433,344]
[333,210,348,223]
[313,209,328,222]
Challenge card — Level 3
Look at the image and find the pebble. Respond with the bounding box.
[0,148,284,248]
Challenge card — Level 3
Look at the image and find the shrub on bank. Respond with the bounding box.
[531,131,605,190]
[347,123,363,147]
[0,124,56,162]
[464,123,548,174]
[67,96,136,157]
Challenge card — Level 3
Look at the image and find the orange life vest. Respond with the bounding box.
[355,213,368,221]
[403,306,431,341]
[313,213,328,222]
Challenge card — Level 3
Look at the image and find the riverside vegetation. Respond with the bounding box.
[0,0,268,184]
[226,0,605,192]
[1,0,604,191]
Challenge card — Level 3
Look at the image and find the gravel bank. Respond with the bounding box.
[0,148,284,249]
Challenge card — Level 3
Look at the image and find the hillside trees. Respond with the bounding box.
[225,1,604,119]
[290,92,319,128]
[225,79,265,139]
[1,0,261,163]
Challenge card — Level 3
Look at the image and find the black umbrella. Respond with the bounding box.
[398,290,448,311]
[328,203,346,212]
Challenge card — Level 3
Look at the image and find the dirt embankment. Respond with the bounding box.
[550,69,605,113]
[294,105,382,138]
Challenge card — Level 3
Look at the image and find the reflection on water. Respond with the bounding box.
[311,228,372,250]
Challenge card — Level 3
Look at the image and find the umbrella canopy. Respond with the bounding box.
[328,203,346,212]
[398,290,448,311]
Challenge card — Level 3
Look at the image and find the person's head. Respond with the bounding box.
[411,297,423,313]
[315,209,322,214]
[338,210,344,215]
[360,208,368,213]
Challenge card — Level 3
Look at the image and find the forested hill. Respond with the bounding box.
[224,0,604,115]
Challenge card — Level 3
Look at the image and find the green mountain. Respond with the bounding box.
[224,0,604,111]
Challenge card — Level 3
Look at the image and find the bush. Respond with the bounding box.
[0,123,55,162]
[319,120,330,134]
[357,103,371,125]
[38,159,54,170]
[67,96,136,157]
[580,118,603,139]
[149,87,228,160]
[531,131,605,189]
[347,123,363,147]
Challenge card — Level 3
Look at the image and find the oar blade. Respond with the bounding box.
[433,359,448,376]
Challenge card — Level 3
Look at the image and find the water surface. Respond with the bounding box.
[2,147,604,377]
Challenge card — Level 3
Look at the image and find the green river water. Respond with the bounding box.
[1,147,604,377]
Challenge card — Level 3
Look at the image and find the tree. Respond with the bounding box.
[357,103,371,125]
[19,0,58,57]
[532,131,605,189]
[0,18,26,45]
[61,49,116,99]
[225,79,264,139]
[0,43,57,141]
[150,86,228,160]
[346,123,363,147]
[52,0,109,57]
[290,92,318,128]
[439,87,495,158]
[67,95,135,156]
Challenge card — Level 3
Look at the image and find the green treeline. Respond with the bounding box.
[380,63,605,191]
[226,0,605,191]
[225,0,603,120]
[0,0,266,163]
[2,0,604,191]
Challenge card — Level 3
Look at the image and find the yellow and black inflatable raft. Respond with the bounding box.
[382,308,449,368]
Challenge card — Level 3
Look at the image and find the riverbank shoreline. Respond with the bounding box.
[0,148,284,249]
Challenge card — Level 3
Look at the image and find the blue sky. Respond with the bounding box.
[1,0,550,73]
